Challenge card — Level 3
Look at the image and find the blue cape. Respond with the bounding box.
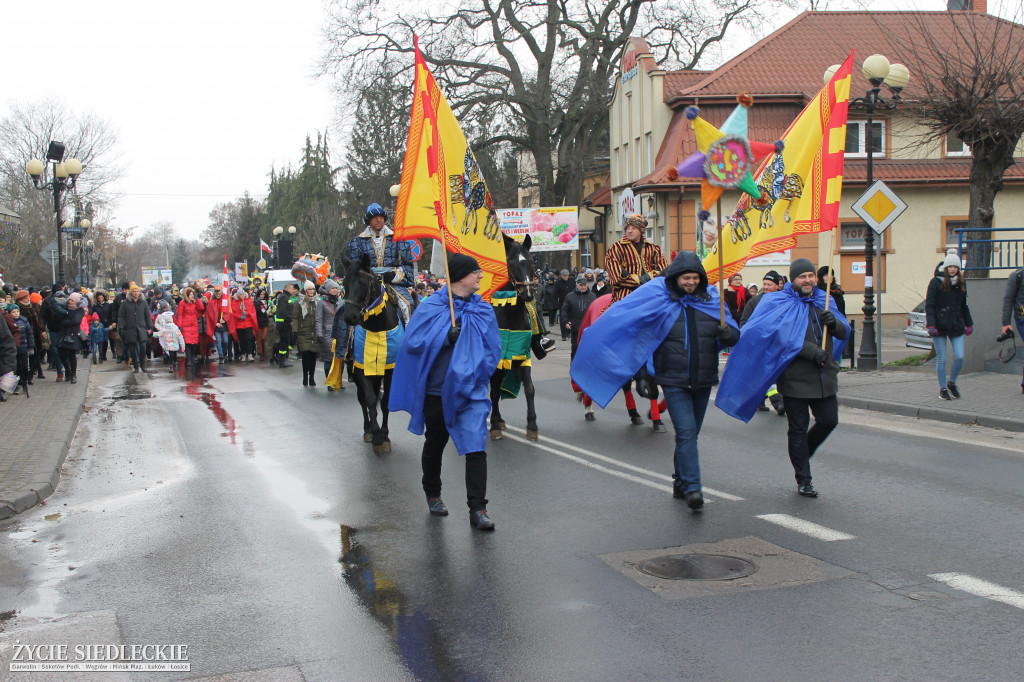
[569,278,737,409]
[715,282,850,423]
[388,287,501,455]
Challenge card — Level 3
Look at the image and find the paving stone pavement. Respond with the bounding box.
[838,367,1024,432]
[0,361,90,520]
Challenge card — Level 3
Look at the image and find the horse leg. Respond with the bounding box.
[375,372,393,454]
[623,383,643,425]
[519,363,538,441]
[355,371,374,443]
[649,397,667,433]
[489,372,504,440]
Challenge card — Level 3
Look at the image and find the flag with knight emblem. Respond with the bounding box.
[702,52,854,283]
[392,37,508,301]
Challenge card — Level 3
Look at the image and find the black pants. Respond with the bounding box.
[300,350,317,384]
[782,395,839,484]
[59,347,79,379]
[15,353,29,389]
[126,341,142,369]
[276,323,291,358]
[237,327,255,356]
[546,309,557,327]
[421,395,488,512]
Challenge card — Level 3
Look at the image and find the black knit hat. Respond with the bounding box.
[447,253,480,283]
[763,270,783,285]
[790,258,816,281]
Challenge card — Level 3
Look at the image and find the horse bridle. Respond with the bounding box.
[508,253,538,299]
[344,269,382,317]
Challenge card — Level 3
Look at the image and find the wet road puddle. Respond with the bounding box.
[339,525,470,680]
[180,378,239,444]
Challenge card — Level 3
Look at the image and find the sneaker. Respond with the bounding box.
[427,497,449,516]
[939,388,951,401]
[946,382,961,399]
[683,490,704,510]
[469,509,495,530]
[56,374,64,383]
[798,482,818,497]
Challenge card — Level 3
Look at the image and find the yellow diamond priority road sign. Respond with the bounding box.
[257,258,267,270]
[852,180,907,234]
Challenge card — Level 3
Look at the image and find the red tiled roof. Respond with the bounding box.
[664,11,1022,104]
[583,178,611,206]
[632,10,1024,192]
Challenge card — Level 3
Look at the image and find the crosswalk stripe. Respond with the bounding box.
[755,513,856,541]
[929,573,1024,610]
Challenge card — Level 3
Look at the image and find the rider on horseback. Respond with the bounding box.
[345,203,415,309]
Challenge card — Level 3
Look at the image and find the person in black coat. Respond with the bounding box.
[118,285,153,373]
[541,274,559,327]
[816,266,846,316]
[653,252,739,510]
[58,292,86,384]
[560,275,597,358]
[926,251,973,400]
[553,269,575,340]
[776,259,848,498]
[0,311,16,402]
[93,290,113,361]
[108,281,130,362]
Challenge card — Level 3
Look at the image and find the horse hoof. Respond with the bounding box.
[499,422,507,431]
[383,441,392,454]
[363,433,373,443]
[373,443,388,455]
[489,429,504,440]
[526,430,538,441]
[652,420,667,433]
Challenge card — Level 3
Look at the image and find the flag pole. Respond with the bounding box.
[434,203,457,327]
[821,227,838,349]
[716,201,726,325]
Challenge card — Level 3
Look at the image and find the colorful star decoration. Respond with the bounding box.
[668,93,782,222]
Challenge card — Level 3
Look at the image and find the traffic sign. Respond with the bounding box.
[409,239,423,262]
[257,258,267,270]
[39,241,59,265]
[852,180,907,234]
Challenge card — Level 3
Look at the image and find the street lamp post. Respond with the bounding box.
[26,141,84,285]
[826,55,909,371]
[84,239,95,288]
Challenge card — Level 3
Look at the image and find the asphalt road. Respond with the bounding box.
[2,348,1023,681]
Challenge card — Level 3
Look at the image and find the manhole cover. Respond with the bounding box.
[637,553,757,581]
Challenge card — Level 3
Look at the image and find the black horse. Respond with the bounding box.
[341,253,410,455]
[489,234,541,441]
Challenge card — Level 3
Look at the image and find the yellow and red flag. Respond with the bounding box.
[703,52,854,283]
[393,37,508,300]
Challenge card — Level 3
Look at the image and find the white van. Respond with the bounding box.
[265,269,299,293]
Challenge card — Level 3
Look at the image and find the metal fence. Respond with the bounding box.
[956,227,1024,275]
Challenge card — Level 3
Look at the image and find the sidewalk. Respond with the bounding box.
[0,362,91,520]
[838,367,1023,432]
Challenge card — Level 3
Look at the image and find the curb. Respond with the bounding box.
[838,395,1023,432]
[0,369,89,521]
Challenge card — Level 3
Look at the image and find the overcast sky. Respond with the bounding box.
[4,0,1005,244]
[5,0,337,240]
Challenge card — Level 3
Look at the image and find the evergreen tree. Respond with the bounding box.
[171,238,190,285]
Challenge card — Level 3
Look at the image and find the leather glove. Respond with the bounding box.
[638,273,652,284]
[813,347,830,367]
[927,326,939,337]
[964,326,973,336]
[819,309,836,330]
[716,325,734,346]
[447,325,461,346]
[381,270,397,284]
[621,269,631,280]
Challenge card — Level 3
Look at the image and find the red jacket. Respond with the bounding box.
[227,297,257,340]
[204,295,228,340]
[175,298,206,345]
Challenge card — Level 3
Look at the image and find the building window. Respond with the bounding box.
[943,217,969,250]
[623,142,630,181]
[646,132,653,174]
[522,194,533,208]
[840,222,872,251]
[946,133,971,157]
[614,147,620,185]
[580,238,592,269]
[845,120,884,157]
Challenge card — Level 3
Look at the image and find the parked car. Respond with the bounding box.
[903,299,933,350]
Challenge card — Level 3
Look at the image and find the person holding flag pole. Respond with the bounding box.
[714,54,856,498]
[387,36,503,530]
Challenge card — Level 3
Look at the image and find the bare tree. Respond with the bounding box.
[890,9,1024,276]
[320,0,794,208]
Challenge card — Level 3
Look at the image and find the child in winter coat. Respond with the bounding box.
[88,313,107,365]
[9,304,34,395]
[153,301,186,371]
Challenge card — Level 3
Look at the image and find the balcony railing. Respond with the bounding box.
[955,228,1024,275]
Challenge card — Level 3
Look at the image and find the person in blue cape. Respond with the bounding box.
[389,253,501,530]
[716,258,849,498]
[570,251,740,511]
